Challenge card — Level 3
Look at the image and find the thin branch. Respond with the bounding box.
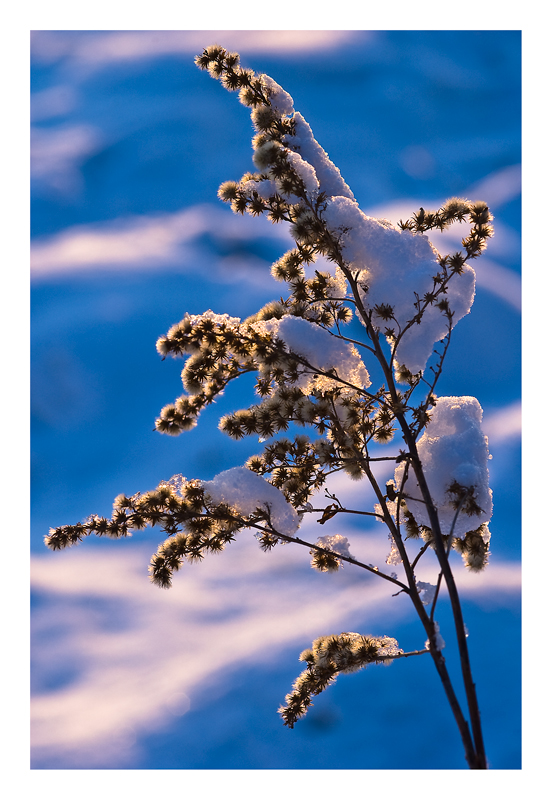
[261,522,410,591]
[384,648,431,661]
[324,327,377,355]
[330,256,484,769]
[430,490,468,622]
[411,541,431,572]
[306,507,384,520]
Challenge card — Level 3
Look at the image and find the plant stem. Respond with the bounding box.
[366,313,487,769]
[362,459,480,768]
[332,258,487,769]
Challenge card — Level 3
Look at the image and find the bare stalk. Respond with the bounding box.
[364,308,487,769]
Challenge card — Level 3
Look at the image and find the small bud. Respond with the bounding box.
[217,181,240,202]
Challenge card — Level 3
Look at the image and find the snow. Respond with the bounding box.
[320,196,476,375]
[375,636,404,659]
[248,70,478,380]
[260,74,295,116]
[284,112,355,201]
[416,581,437,606]
[316,534,354,561]
[170,310,371,394]
[425,621,445,651]
[249,314,370,391]
[202,466,299,536]
[283,150,320,198]
[241,178,279,200]
[386,535,403,566]
[188,310,242,328]
[391,396,493,538]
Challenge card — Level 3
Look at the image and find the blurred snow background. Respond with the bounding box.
[30,29,521,770]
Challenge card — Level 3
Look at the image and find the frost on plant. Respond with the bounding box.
[46,45,496,769]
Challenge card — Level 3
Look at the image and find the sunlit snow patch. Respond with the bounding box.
[202,466,299,536]
[390,396,493,538]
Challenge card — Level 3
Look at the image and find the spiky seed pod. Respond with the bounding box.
[374,303,395,322]
[238,86,257,107]
[156,318,201,358]
[469,201,493,224]
[442,197,471,219]
[204,535,227,554]
[289,214,318,245]
[267,195,288,223]
[222,70,241,90]
[207,60,224,78]
[252,141,284,171]
[204,45,225,60]
[446,481,484,517]
[245,455,265,473]
[230,195,248,214]
[310,548,341,572]
[249,77,265,94]
[235,408,259,436]
[236,67,254,86]
[279,632,402,727]
[223,51,240,67]
[452,524,491,571]
[246,196,267,216]
[44,524,85,550]
[113,493,133,510]
[251,105,277,131]
[156,404,195,435]
[194,53,212,70]
[252,300,286,322]
[270,250,305,281]
[155,335,171,357]
[341,460,364,480]
[217,181,240,202]
[251,131,271,150]
[149,554,174,589]
[218,413,247,439]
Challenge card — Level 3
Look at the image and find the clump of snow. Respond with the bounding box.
[391,396,493,538]
[187,310,242,328]
[284,151,320,198]
[249,314,370,391]
[284,112,355,201]
[159,474,187,495]
[386,534,402,566]
[202,466,299,536]
[416,581,437,606]
[261,74,295,116]
[316,534,354,561]
[376,636,403,659]
[320,196,476,375]
[425,621,445,651]
[241,178,279,200]
[479,524,492,545]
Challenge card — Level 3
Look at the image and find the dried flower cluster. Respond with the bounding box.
[46,45,496,769]
[279,633,402,728]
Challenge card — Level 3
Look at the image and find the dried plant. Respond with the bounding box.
[47,45,496,769]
